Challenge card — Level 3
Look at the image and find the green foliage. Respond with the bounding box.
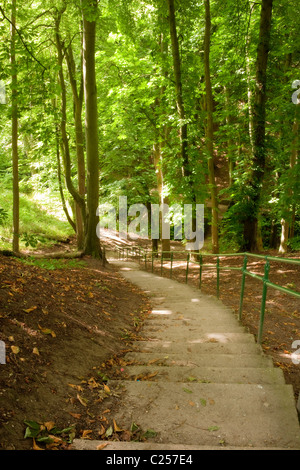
[20,257,86,270]
[0,0,299,253]
[0,208,8,225]
[24,419,75,446]
[0,189,73,251]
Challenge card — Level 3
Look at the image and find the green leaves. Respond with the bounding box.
[24,420,75,449]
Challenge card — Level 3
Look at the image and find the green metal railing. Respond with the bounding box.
[115,246,300,344]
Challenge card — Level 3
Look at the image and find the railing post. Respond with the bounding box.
[170,252,173,279]
[144,252,147,270]
[160,251,163,276]
[239,254,248,321]
[151,251,154,273]
[257,258,270,344]
[216,257,220,299]
[199,254,203,289]
[185,252,190,284]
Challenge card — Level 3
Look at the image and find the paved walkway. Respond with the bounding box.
[73,261,300,450]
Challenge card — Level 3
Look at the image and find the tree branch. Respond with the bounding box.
[0,5,47,72]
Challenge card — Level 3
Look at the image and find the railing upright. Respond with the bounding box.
[199,254,203,289]
[239,254,248,321]
[186,252,190,284]
[216,257,220,299]
[257,259,271,344]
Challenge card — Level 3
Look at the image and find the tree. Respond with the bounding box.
[203,0,219,254]
[81,0,102,258]
[54,6,86,242]
[243,0,273,251]
[11,0,19,254]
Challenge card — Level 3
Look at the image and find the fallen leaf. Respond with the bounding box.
[103,384,111,394]
[44,421,55,432]
[68,383,83,392]
[105,425,113,437]
[11,345,19,354]
[113,419,123,432]
[81,430,92,439]
[97,443,108,450]
[208,426,219,432]
[38,325,56,337]
[183,388,193,394]
[23,306,37,313]
[98,424,106,436]
[77,394,88,407]
[32,438,43,451]
[147,358,160,365]
[68,412,81,419]
[88,377,99,389]
[32,347,40,356]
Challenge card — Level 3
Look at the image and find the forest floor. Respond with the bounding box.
[0,239,152,450]
[0,235,299,450]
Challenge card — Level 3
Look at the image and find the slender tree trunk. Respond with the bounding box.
[82,0,101,258]
[65,42,86,250]
[224,86,235,187]
[243,0,273,252]
[166,0,188,173]
[55,11,86,229]
[246,2,255,155]
[279,105,299,253]
[153,139,170,254]
[167,0,198,254]
[204,0,219,254]
[11,0,19,254]
[55,118,76,232]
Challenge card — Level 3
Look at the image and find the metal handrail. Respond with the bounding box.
[114,246,300,344]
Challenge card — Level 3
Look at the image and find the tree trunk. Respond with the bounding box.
[65,42,86,250]
[243,0,273,252]
[55,117,76,232]
[166,0,188,173]
[204,0,219,254]
[224,86,235,187]
[11,0,19,254]
[278,104,299,253]
[55,10,86,230]
[246,1,255,155]
[82,0,102,258]
[153,140,171,254]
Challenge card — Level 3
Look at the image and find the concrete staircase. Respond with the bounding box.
[73,262,300,450]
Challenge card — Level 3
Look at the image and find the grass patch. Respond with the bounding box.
[19,257,86,270]
[0,189,73,251]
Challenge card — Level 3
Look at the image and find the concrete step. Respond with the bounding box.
[72,439,289,451]
[139,331,256,344]
[104,380,300,449]
[142,326,247,340]
[88,260,300,451]
[122,352,274,368]
[145,315,242,328]
[116,365,286,385]
[131,340,263,355]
